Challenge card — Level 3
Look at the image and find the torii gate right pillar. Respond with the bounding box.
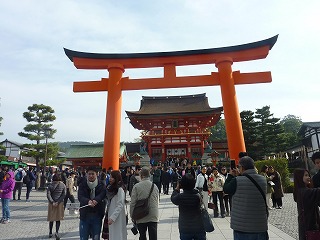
[216,57,246,161]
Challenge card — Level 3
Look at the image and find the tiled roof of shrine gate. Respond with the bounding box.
[126,93,223,117]
[65,143,127,159]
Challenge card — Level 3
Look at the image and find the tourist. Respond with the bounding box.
[171,173,206,240]
[195,166,209,210]
[293,168,320,240]
[102,170,127,240]
[220,166,232,215]
[128,166,141,196]
[161,167,171,195]
[78,166,106,240]
[151,165,162,195]
[64,172,76,209]
[260,165,274,210]
[130,167,159,240]
[208,166,225,218]
[46,173,66,239]
[224,156,268,240]
[311,151,320,188]
[24,167,36,202]
[0,170,15,224]
[185,162,196,178]
[13,167,26,200]
[268,166,284,209]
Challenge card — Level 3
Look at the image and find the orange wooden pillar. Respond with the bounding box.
[216,58,246,162]
[103,64,124,170]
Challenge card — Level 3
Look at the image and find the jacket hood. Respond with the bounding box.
[7,170,15,179]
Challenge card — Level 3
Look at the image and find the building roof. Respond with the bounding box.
[0,139,23,147]
[65,143,127,159]
[298,121,320,135]
[126,93,223,117]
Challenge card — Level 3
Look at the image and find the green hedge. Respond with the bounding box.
[255,158,291,193]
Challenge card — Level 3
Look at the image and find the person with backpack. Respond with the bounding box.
[13,167,26,201]
[24,167,36,202]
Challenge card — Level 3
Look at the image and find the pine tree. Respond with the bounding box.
[18,104,57,170]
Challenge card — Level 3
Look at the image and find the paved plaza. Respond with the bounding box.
[0,187,297,240]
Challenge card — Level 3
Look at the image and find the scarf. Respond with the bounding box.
[87,178,98,199]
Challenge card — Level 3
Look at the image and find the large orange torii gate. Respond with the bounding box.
[64,35,278,170]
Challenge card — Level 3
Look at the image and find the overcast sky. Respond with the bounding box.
[1,0,319,144]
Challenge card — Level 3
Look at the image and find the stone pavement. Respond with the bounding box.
[0,187,298,240]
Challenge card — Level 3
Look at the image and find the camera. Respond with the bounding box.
[131,225,138,235]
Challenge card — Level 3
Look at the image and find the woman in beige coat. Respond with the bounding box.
[47,173,66,239]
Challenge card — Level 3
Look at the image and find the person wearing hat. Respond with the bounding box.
[223,156,268,240]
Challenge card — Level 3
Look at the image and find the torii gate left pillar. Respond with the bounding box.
[104,64,124,169]
[64,35,278,170]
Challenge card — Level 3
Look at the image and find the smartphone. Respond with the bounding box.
[230,160,236,170]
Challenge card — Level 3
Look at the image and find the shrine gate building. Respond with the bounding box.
[126,93,223,164]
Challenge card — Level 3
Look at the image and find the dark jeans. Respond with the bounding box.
[234,230,269,240]
[64,189,75,209]
[79,216,103,240]
[162,183,169,194]
[154,181,161,194]
[180,231,206,240]
[223,194,232,213]
[212,191,225,217]
[26,183,33,200]
[13,182,23,200]
[137,222,157,240]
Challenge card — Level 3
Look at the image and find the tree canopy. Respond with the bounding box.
[208,106,303,160]
[18,104,58,170]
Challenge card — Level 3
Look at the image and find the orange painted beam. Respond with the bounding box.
[233,71,272,84]
[121,73,219,91]
[73,79,108,92]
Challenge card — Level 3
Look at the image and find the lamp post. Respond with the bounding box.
[39,128,50,190]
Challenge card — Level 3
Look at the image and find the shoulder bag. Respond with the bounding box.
[244,174,269,218]
[132,183,154,221]
[198,194,215,232]
[300,191,320,240]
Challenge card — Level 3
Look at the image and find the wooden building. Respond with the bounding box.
[126,93,224,164]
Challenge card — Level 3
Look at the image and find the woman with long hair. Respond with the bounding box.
[293,168,320,240]
[47,172,66,239]
[102,170,127,240]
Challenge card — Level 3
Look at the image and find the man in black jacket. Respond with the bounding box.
[312,152,320,188]
[171,173,206,240]
[78,166,106,240]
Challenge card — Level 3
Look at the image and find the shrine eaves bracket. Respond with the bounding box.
[64,35,278,169]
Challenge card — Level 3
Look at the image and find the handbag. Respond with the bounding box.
[306,230,320,240]
[208,202,215,210]
[198,194,215,232]
[132,183,154,221]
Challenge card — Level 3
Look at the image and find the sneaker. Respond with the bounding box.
[0,218,4,223]
[49,233,53,238]
[221,214,226,218]
[2,219,10,224]
[26,199,31,202]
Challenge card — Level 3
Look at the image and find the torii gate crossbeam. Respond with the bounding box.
[64,35,278,170]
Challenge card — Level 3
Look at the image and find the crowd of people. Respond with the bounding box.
[1,150,320,239]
